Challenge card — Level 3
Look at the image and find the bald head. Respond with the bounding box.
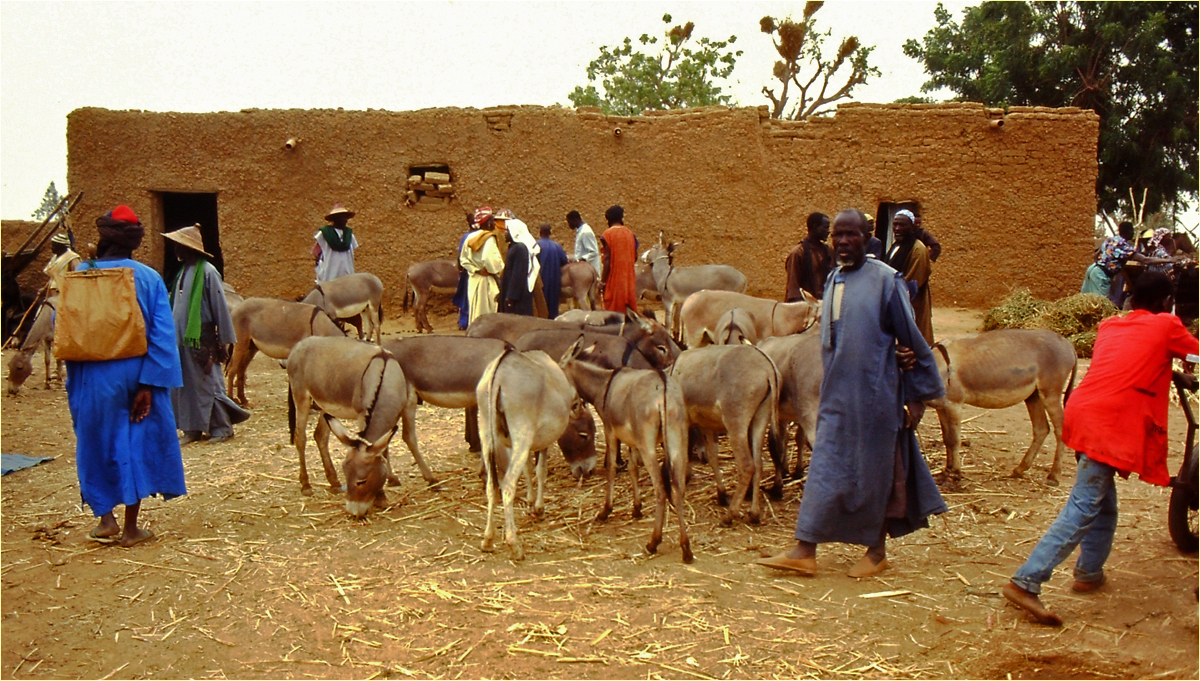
[832,209,867,268]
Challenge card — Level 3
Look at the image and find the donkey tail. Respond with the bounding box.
[403,278,412,314]
[1063,348,1079,407]
[287,383,296,442]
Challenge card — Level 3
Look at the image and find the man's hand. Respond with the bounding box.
[1173,370,1199,392]
[896,345,916,371]
[131,386,152,423]
[904,401,926,429]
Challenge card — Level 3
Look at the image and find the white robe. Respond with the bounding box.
[459,230,504,324]
[314,229,358,283]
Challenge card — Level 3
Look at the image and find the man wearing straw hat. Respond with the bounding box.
[165,225,248,445]
[312,203,359,283]
[43,233,81,295]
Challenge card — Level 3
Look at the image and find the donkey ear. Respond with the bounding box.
[324,415,357,447]
[800,289,818,305]
[699,329,716,347]
[562,336,586,365]
[625,306,652,331]
[366,427,397,455]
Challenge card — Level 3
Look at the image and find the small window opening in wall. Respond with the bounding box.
[875,201,920,252]
[405,164,454,209]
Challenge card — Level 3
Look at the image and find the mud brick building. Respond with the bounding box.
[65,102,1098,309]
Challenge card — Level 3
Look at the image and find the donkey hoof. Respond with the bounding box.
[509,544,525,561]
[480,538,495,553]
[530,506,545,520]
[681,545,695,564]
[631,507,643,520]
[1009,468,1026,479]
[596,508,612,522]
[330,485,345,495]
[719,513,734,528]
[1045,476,1060,487]
[766,485,784,502]
[748,512,762,525]
[301,487,315,497]
[645,540,660,555]
[386,475,402,487]
[716,491,730,508]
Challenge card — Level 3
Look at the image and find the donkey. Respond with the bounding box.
[560,260,598,310]
[477,348,579,560]
[697,308,757,347]
[679,290,819,349]
[928,329,1078,485]
[226,298,346,406]
[758,331,823,482]
[403,259,458,333]
[642,236,748,341]
[222,282,244,316]
[469,310,680,363]
[670,344,780,524]
[381,335,598,478]
[286,336,437,516]
[300,272,384,343]
[5,299,60,394]
[561,339,693,562]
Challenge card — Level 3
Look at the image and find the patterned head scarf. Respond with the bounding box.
[473,206,494,228]
[1148,228,1171,252]
[893,209,916,224]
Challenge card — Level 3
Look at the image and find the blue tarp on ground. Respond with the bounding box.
[2,454,54,475]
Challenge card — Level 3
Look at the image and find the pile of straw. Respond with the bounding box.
[982,290,1119,358]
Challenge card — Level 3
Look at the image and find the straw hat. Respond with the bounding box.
[163,224,213,258]
[325,203,355,221]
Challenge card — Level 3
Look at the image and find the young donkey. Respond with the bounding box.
[560,339,693,563]
[5,300,61,394]
[476,347,580,561]
[300,272,384,343]
[286,336,437,517]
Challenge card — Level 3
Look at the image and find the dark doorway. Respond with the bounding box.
[161,192,222,287]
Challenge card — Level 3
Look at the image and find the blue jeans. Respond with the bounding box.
[1011,453,1117,594]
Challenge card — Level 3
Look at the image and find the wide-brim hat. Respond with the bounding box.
[494,208,515,221]
[163,225,214,258]
[325,203,355,221]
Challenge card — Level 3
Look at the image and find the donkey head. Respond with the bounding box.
[324,415,394,518]
[6,351,34,395]
[558,397,598,481]
[623,307,675,369]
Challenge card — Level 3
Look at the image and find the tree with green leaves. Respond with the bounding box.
[760,1,880,119]
[903,2,1198,216]
[568,14,741,116]
[32,181,64,221]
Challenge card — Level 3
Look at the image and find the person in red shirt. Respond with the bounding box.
[599,205,639,314]
[1003,271,1198,626]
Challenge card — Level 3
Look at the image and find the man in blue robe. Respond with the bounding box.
[451,214,473,329]
[66,205,187,547]
[758,208,946,578]
[535,222,569,319]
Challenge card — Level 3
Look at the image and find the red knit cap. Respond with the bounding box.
[109,205,140,224]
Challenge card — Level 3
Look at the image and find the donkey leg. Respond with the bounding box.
[723,429,755,527]
[641,437,667,555]
[1043,388,1069,486]
[934,401,963,481]
[1013,394,1052,483]
[400,400,438,485]
[670,444,694,563]
[313,416,344,493]
[597,424,617,521]
[42,340,52,389]
[501,434,532,561]
[629,437,643,520]
[292,397,315,495]
[701,430,729,508]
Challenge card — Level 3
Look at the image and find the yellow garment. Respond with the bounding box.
[460,230,504,323]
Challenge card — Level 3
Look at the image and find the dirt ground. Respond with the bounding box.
[2,304,1197,680]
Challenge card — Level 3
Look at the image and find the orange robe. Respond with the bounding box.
[600,225,638,314]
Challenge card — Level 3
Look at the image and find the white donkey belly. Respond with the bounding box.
[333,301,370,318]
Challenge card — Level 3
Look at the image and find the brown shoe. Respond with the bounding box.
[756,552,818,576]
[1071,575,1105,593]
[1002,582,1063,626]
[847,555,889,578]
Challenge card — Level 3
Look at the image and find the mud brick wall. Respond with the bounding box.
[65,103,1098,310]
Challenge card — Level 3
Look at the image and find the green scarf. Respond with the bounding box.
[319,225,354,252]
[171,259,208,348]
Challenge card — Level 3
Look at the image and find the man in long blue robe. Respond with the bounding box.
[66,205,187,547]
[759,208,946,578]
[535,223,569,319]
[166,225,249,444]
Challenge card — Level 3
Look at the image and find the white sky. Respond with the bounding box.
[3,0,971,219]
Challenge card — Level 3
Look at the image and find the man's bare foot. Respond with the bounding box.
[756,543,818,576]
[119,528,155,548]
[1002,582,1062,626]
[89,517,120,541]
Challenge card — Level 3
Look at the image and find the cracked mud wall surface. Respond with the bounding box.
[66,103,1098,309]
